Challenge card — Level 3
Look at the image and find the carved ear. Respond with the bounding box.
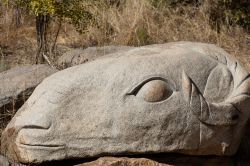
[182,71,239,125]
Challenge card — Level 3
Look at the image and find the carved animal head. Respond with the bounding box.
[2,42,250,164]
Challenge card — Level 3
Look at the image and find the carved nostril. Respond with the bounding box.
[228,108,240,124]
[231,114,239,121]
[18,117,52,131]
[229,103,241,122]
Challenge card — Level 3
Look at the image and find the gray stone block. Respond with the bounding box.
[1,42,250,164]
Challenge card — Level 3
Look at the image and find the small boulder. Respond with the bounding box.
[57,45,133,68]
[76,157,171,166]
[0,64,57,112]
[76,156,234,166]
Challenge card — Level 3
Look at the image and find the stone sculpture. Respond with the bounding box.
[1,42,250,164]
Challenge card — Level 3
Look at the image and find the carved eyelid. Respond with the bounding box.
[126,76,175,95]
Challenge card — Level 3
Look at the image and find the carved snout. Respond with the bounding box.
[16,111,52,131]
[1,103,52,153]
[182,72,240,126]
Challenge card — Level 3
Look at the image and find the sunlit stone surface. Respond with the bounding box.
[1,42,250,164]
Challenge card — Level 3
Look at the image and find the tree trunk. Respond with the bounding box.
[52,18,62,52]
[36,14,50,64]
[13,6,21,28]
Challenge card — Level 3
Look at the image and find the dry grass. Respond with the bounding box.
[0,6,37,68]
[1,0,249,67]
[0,98,17,136]
[79,0,250,68]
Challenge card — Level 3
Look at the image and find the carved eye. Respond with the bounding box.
[128,79,173,102]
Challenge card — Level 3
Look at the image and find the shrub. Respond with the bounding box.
[150,0,250,30]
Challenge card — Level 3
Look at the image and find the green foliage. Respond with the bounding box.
[222,0,250,27]
[29,0,56,15]
[55,0,94,32]
[0,0,8,4]
[10,0,99,31]
[0,49,8,72]
[136,27,151,45]
[5,0,55,15]
[0,60,8,72]
[150,0,250,29]
[14,0,64,16]
[2,0,249,32]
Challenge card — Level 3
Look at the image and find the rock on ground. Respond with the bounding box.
[76,156,234,166]
[0,156,236,166]
[76,157,173,166]
[57,45,133,68]
[0,64,57,112]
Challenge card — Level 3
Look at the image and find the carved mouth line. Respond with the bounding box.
[18,143,65,149]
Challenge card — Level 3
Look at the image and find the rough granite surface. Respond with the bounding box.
[1,42,250,164]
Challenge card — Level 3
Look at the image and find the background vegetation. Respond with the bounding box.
[0,0,249,68]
